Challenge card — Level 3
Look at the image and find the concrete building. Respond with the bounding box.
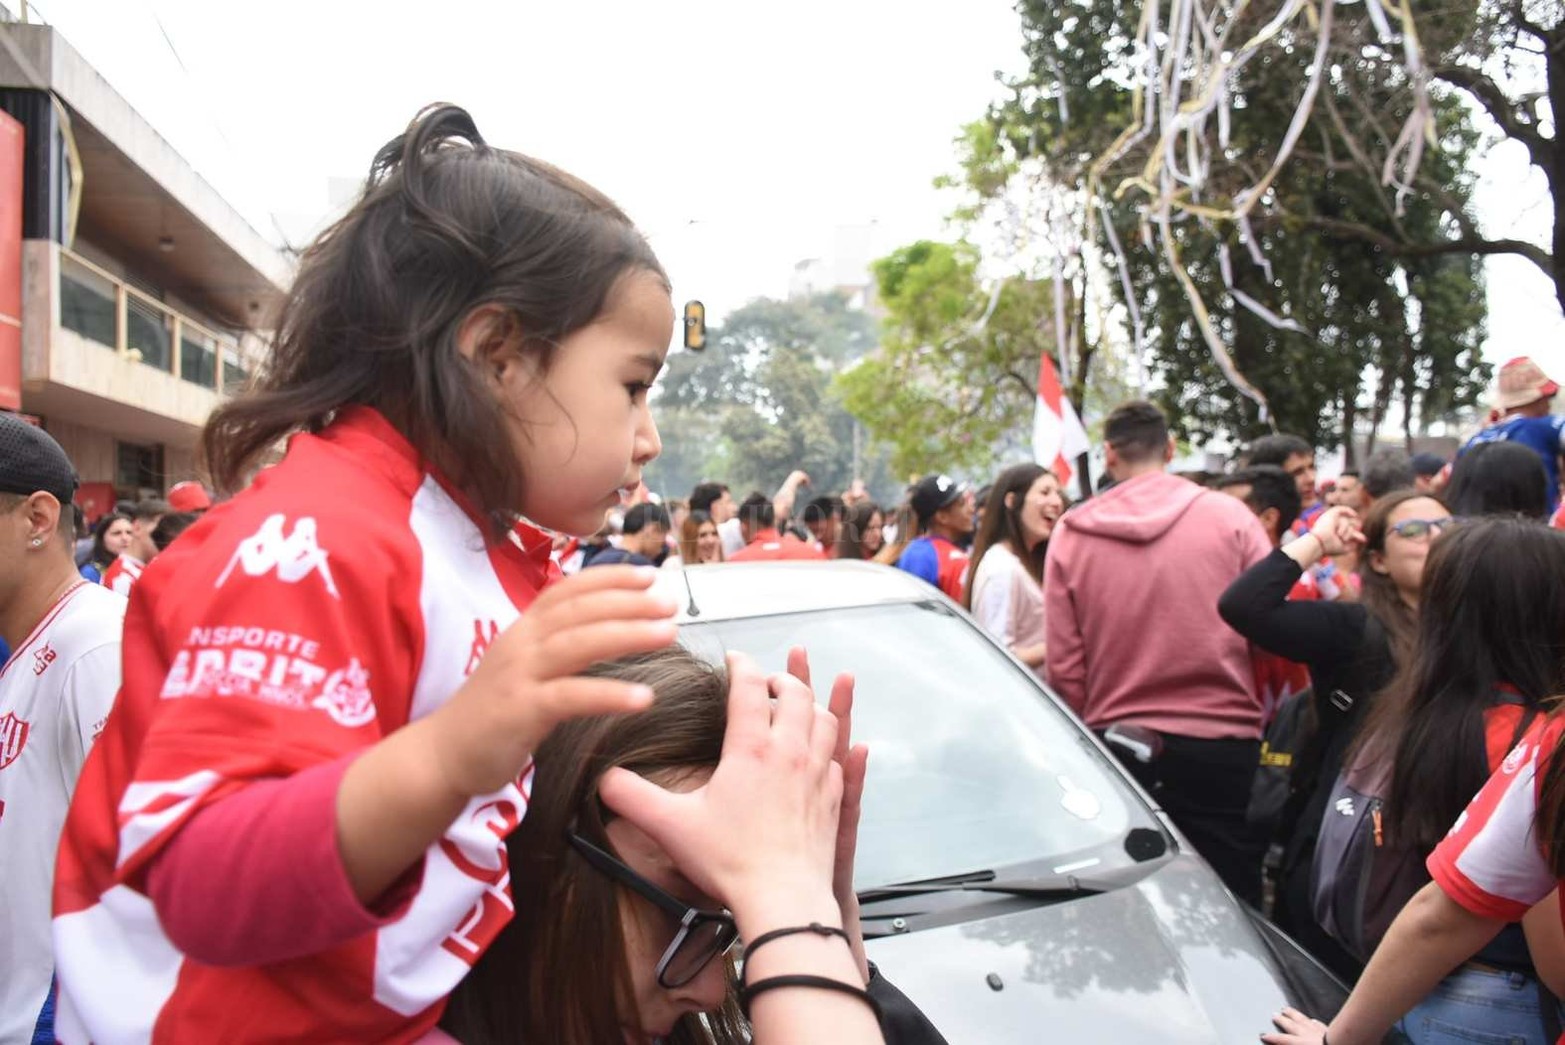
[0,19,288,517]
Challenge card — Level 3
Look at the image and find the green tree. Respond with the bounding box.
[647,293,894,501]
[837,241,1059,479]
[953,0,1495,456]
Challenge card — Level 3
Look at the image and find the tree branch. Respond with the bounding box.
[1001,369,1038,398]
[1511,2,1553,42]
[1431,64,1552,172]
[1256,212,1555,275]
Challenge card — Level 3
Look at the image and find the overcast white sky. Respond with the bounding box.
[33,0,1565,380]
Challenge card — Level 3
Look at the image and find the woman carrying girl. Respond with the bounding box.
[963,465,1062,677]
[49,105,876,1044]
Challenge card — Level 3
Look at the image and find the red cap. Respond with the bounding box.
[167,481,212,513]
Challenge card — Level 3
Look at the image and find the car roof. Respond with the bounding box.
[651,561,943,624]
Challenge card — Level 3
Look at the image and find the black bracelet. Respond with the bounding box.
[740,922,850,984]
[740,973,884,1022]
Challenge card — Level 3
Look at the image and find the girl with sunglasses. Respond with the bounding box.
[1219,488,1451,979]
[442,646,944,1044]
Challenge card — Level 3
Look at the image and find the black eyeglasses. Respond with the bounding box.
[566,825,739,988]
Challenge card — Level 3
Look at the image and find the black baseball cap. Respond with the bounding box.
[911,474,966,525]
[0,412,77,504]
[1410,452,1446,478]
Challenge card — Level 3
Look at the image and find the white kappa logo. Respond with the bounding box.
[217,515,340,598]
[1334,796,1356,816]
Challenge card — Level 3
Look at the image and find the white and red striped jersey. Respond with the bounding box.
[100,554,144,598]
[51,407,558,1044]
[1427,715,1564,926]
[0,580,125,1045]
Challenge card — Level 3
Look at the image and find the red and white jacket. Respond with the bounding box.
[52,407,558,1043]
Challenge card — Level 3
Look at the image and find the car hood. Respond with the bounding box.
[862,854,1303,1043]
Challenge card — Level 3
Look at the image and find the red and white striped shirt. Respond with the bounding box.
[52,407,558,1043]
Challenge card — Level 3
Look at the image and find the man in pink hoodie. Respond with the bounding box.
[1045,400,1272,905]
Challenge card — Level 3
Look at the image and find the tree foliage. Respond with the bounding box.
[837,241,1058,479]
[952,0,1498,455]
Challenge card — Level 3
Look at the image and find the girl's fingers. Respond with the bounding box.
[531,563,659,609]
[532,618,677,678]
[842,744,869,812]
[530,586,679,635]
[532,676,655,725]
[598,766,682,843]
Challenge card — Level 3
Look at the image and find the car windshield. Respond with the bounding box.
[679,600,1159,890]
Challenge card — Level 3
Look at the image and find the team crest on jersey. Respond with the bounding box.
[0,712,30,770]
[313,658,375,728]
[217,514,340,598]
[32,643,56,676]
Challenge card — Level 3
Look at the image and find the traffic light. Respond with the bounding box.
[683,300,706,352]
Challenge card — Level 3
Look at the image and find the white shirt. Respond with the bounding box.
[969,543,1047,678]
[718,517,746,557]
[0,582,125,1044]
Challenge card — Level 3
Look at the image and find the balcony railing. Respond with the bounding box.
[58,247,250,393]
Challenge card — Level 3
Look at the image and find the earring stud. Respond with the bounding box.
[30,538,42,547]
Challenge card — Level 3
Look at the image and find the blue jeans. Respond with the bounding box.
[1398,966,1560,1045]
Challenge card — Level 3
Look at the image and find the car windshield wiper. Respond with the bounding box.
[855,869,1106,906]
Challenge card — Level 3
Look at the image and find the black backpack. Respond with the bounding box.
[1309,697,1535,963]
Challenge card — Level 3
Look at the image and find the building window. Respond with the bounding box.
[180,330,218,389]
[126,296,172,372]
[60,261,116,347]
[117,441,164,492]
[223,356,249,394]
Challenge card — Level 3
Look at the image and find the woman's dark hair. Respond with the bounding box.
[151,512,198,553]
[203,104,666,534]
[1355,518,1565,851]
[1444,441,1549,521]
[89,511,131,570]
[834,501,883,561]
[963,464,1053,609]
[442,648,746,1044]
[1357,488,1443,663]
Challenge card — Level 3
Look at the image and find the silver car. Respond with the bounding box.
[655,560,1347,1043]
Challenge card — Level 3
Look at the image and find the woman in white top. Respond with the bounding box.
[964,464,1064,677]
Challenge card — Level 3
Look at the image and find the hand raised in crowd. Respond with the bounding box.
[429,565,677,797]
[788,646,872,985]
[1308,505,1366,557]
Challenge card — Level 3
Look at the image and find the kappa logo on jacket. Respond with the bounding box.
[217,514,341,598]
[0,712,29,770]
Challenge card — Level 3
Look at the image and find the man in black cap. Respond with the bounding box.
[0,413,127,1043]
[894,473,975,601]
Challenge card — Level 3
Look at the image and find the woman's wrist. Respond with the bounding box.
[1284,530,1324,568]
[731,883,843,943]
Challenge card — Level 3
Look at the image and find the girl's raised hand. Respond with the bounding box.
[429,565,677,797]
[598,651,844,929]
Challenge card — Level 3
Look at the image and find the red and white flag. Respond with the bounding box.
[1032,352,1090,487]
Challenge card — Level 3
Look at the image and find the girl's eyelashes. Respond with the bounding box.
[626,382,653,400]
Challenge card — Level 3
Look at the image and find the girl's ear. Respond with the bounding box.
[1368,548,1390,575]
[1003,493,1017,512]
[456,304,529,382]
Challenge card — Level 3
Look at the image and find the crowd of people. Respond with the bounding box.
[6,100,1565,1045]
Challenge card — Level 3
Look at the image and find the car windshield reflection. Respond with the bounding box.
[678,601,1164,890]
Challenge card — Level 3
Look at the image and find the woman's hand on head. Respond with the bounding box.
[428,565,677,797]
[599,651,844,929]
[1309,505,1366,557]
[787,647,871,984]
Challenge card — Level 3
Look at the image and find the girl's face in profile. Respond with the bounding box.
[603,770,730,1042]
[494,270,675,537]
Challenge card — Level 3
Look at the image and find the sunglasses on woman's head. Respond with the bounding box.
[566,824,738,989]
[1388,517,1454,541]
